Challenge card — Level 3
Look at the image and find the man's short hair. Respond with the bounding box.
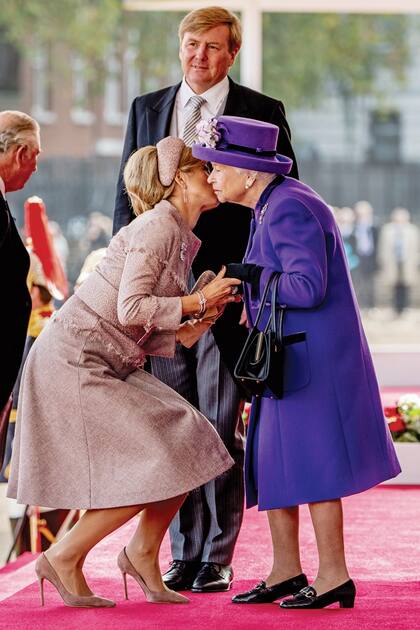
[0,111,40,154]
[179,6,242,52]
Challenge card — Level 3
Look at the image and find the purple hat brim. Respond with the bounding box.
[192,144,293,175]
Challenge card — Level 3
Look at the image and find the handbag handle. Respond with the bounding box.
[253,272,279,330]
[261,273,285,348]
[270,274,285,347]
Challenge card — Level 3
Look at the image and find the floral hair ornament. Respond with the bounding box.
[156,136,185,186]
[192,115,293,175]
[195,118,221,149]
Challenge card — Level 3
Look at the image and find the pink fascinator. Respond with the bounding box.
[156,137,185,186]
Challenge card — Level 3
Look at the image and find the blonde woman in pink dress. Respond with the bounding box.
[8,137,240,608]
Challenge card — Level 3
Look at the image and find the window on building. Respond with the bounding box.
[103,44,125,126]
[31,44,56,124]
[368,109,401,163]
[71,55,95,125]
[123,30,140,112]
[0,39,20,91]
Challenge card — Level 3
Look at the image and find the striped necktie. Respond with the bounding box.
[182,95,206,146]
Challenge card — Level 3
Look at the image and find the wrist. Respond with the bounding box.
[193,289,207,318]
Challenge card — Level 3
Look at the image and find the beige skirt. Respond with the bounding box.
[8,298,234,509]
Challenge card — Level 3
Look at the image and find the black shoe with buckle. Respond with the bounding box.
[191,563,233,593]
[280,579,356,609]
[162,560,201,591]
[232,573,308,604]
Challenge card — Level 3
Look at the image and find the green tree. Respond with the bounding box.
[0,0,120,68]
[263,13,409,107]
[0,3,410,106]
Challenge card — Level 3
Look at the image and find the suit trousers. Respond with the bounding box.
[150,327,245,564]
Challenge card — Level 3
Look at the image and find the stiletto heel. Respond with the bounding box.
[280,579,356,609]
[38,577,45,606]
[34,553,115,608]
[117,548,189,604]
[122,572,129,600]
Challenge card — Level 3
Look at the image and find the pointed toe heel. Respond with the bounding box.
[35,553,116,608]
[117,548,189,604]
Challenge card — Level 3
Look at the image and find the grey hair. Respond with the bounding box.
[0,111,39,154]
[234,166,276,185]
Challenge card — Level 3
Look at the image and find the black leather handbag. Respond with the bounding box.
[234,272,286,399]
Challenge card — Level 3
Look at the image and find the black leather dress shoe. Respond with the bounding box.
[162,560,201,591]
[232,573,308,604]
[191,563,233,592]
[280,579,356,609]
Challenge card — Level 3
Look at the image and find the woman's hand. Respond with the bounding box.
[201,266,242,309]
[181,266,241,316]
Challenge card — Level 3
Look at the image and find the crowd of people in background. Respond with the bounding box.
[334,202,420,315]
[46,200,420,318]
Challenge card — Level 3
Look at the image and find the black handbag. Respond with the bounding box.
[234,272,285,399]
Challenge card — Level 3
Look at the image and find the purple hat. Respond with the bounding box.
[192,116,293,175]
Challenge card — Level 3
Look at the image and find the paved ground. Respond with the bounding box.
[362,307,420,345]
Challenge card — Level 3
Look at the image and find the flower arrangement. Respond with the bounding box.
[385,393,420,442]
[195,118,221,148]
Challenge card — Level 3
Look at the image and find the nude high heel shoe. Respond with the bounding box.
[35,553,116,608]
[117,548,189,604]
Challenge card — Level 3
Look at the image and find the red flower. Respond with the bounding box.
[388,417,406,433]
[384,406,399,418]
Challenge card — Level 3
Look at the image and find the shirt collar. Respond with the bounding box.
[180,76,229,116]
[0,176,5,198]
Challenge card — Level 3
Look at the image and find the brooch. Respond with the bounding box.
[258,203,268,224]
[180,242,187,261]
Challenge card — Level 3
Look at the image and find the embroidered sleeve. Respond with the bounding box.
[117,218,183,331]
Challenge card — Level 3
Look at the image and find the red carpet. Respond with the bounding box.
[1,485,419,629]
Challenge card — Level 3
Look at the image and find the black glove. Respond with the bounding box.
[225,263,263,293]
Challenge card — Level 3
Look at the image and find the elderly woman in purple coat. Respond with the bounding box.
[193,116,400,610]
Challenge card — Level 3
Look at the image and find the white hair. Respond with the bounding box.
[0,111,40,154]
[234,166,276,185]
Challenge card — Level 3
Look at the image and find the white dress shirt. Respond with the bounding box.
[170,76,230,138]
[0,175,5,199]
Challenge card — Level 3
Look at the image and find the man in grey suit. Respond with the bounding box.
[113,6,298,593]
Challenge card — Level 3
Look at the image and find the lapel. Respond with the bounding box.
[144,77,249,143]
[0,192,11,249]
[143,77,251,143]
[145,83,181,144]
[223,78,251,117]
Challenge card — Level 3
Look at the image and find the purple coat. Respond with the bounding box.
[243,177,400,510]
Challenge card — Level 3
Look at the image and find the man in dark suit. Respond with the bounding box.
[113,6,298,593]
[0,110,41,413]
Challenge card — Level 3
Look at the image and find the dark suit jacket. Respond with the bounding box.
[0,193,31,409]
[113,77,299,378]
